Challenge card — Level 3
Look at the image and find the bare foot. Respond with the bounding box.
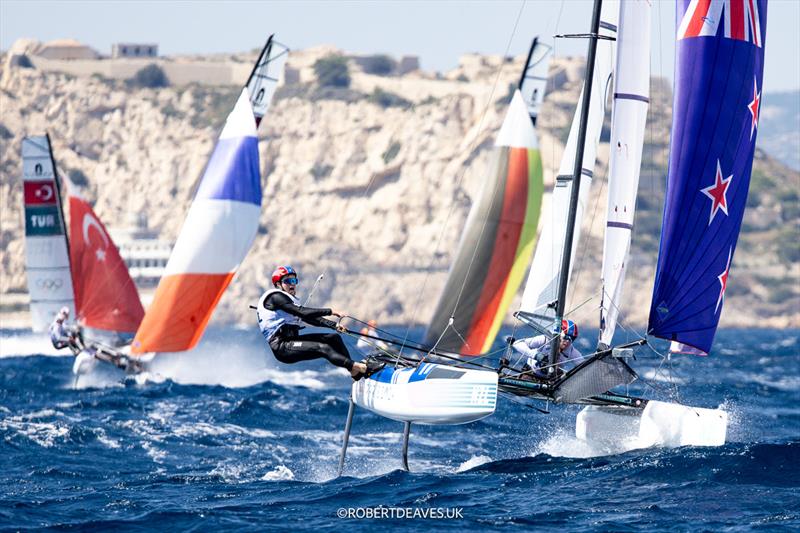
[350,362,367,378]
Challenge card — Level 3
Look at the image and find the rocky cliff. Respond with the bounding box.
[1,46,798,331]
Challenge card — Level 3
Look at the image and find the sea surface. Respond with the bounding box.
[0,326,798,531]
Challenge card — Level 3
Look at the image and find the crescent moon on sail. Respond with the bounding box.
[82,213,110,249]
[38,184,54,202]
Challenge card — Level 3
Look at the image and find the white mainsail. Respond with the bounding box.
[518,0,619,324]
[246,35,289,126]
[21,135,75,331]
[598,0,651,347]
[518,38,553,123]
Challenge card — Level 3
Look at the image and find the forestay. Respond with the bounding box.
[598,0,651,347]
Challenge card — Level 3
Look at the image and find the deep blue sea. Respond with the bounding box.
[1,327,798,531]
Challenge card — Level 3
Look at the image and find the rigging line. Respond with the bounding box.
[395,0,529,358]
[563,291,598,318]
[644,339,681,403]
[343,325,501,371]
[346,314,500,366]
[568,140,607,309]
[601,284,648,344]
[439,0,530,324]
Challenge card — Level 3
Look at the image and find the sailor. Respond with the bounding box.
[49,307,83,355]
[509,319,582,379]
[257,266,368,379]
[356,319,388,354]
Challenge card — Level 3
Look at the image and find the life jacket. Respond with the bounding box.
[256,288,303,342]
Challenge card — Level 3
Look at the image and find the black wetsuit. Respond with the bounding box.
[264,292,355,371]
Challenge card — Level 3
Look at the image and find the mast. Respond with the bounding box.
[550,0,604,369]
[518,37,538,91]
[46,132,70,259]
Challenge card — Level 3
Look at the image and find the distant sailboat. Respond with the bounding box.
[21,134,144,339]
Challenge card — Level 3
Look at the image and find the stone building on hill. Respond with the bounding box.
[36,39,99,60]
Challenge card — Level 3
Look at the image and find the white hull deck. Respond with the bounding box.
[576,400,728,449]
[351,362,498,425]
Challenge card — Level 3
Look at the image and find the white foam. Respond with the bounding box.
[456,455,492,472]
[0,331,64,358]
[641,369,687,385]
[754,375,800,392]
[142,441,167,463]
[0,411,70,448]
[141,335,338,389]
[262,465,295,481]
[172,422,275,440]
[533,427,624,458]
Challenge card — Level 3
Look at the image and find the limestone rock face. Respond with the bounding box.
[0,48,797,331]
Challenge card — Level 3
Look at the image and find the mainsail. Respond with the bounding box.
[246,34,289,127]
[131,89,262,353]
[648,0,767,354]
[21,135,75,331]
[67,184,144,333]
[518,37,553,125]
[518,0,618,328]
[423,90,544,354]
[598,0,651,347]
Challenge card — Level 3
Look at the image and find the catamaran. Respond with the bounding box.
[22,133,145,378]
[337,0,767,471]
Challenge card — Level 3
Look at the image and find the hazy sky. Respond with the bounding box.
[1,0,798,92]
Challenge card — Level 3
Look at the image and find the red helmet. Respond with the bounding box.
[271,265,297,286]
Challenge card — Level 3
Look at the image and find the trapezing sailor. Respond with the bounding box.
[256,265,371,380]
[505,319,582,380]
[49,307,147,376]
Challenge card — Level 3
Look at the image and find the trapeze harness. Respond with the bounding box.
[256,289,355,371]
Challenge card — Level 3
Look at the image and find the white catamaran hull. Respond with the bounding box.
[352,363,498,425]
[576,400,728,448]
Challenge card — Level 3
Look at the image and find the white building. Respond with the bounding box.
[107,212,171,290]
[112,43,158,59]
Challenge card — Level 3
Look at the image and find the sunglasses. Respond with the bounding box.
[281,277,299,285]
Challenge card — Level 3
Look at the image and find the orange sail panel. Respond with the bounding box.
[130,272,234,353]
[68,193,144,333]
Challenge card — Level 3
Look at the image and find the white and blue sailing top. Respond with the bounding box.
[256,289,304,342]
[511,334,581,373]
